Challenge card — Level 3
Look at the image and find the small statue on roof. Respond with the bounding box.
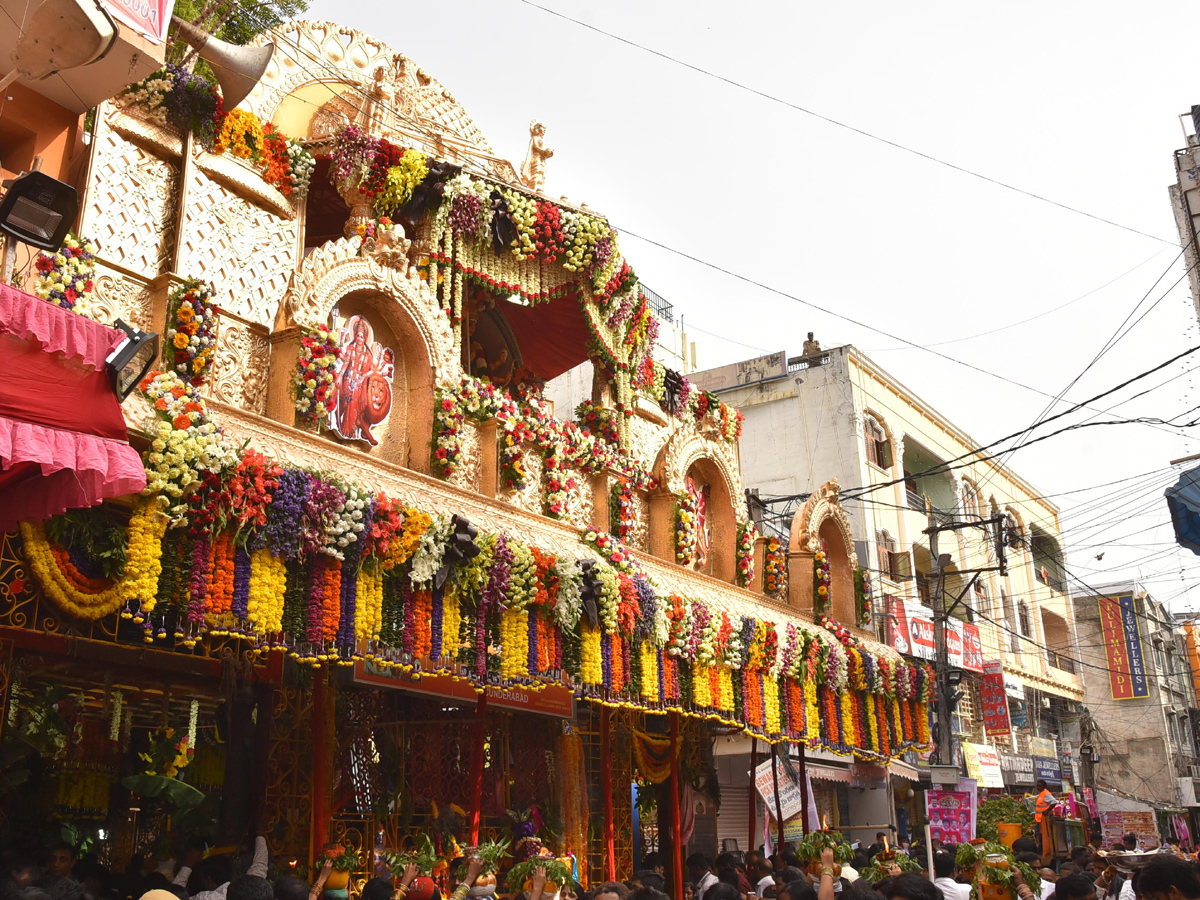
[519,120,554,192]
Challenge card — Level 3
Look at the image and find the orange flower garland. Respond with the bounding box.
[412,589,432,659]
[663,655,679,703]
[745,667,763,727]
[322,559,342,644]
[611,633,624,688]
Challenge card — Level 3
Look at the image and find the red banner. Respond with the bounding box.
[980,660,1011,736]
[962,624,984,673]
[1099,595,1137,700]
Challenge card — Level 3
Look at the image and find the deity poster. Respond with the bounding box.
[329,314,394,445]
[926,788,973,845]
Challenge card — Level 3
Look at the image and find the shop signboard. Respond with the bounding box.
[768,815,807,845]
[1100,811,1158,848]
[1034,755,1062,787]
[353,660,575,717]
[980,660,1011,736]
[886,599,984,673]
[962,743,1005,788]
[1004,672,1025,700]
[926,787,974,844]
[1098,593,1150,700]
[999,752,1035,787]
[98,0,176,42]
[1030,736,1057,758]
[1010,701,1030,730]
[754,758,805,821]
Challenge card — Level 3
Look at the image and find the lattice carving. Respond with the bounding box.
[208,319,271,416]
[626,414,669,478]
[178,170,299,328]
[656,426,748,521]
[91,270,154,331]
[243,21,497,167]
[631,492,650,552]
[447,420,482,493]
[505,450,544,515]
[81,120,179,279]
[565,467,593,531]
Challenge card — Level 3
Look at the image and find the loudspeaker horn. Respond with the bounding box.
[170,16,274,110]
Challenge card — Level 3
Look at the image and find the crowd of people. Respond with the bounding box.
[2,834,1199,900]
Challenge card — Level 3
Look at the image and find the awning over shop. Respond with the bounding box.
[0,283,145,530]
[889,760,921,782]
[808,764,852,784]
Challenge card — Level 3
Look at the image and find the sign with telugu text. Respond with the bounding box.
[980,660,1011,736]
[98,0,176,43]
[352,660,575,718]
[754,758,806,822]
[1034,756,1062,787]
[1099,594,1150,700]
[962,743,1005,789]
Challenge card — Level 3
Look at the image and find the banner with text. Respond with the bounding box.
[885,598,984,673]
[980,660,1011,736]
[1098,593,1150,700]
[927,788,975,844]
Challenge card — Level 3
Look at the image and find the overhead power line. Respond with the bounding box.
[516,0,1175,245]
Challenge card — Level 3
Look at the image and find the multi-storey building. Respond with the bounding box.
[692,342,1085,831]
[1073,582,1200,838]
[1169,107,1200,321]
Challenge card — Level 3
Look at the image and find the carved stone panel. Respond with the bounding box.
[505,450,544,516]
[565,468,594,532]
[208,319,272,416]
[81,128,179,279]
[90,268,154,331]
[632,491,650,552]
[178,170,299,329]
[447,421,482,494]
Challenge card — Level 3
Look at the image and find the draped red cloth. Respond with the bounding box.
[0,283,146,531]
[496,291,593,380]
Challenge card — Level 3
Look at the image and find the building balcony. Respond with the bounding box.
[1047,649,1077,675]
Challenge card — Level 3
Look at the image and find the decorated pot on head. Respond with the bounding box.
[469,873,498,897]
[407,877,439,900]
[322,844,351,896]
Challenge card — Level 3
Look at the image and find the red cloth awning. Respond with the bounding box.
[0,283,146,530]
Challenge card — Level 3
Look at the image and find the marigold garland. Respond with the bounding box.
[764,536,786,598]
[163,279,218,387]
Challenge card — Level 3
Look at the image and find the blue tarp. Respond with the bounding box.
[1165,465,1200,555]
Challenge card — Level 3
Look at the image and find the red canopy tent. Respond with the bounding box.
[0,283,146,530]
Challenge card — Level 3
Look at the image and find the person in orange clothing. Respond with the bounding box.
[1034,779,1056,859]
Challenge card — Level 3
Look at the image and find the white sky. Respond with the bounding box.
[306,0,1200,609]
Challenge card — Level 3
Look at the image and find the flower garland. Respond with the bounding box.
[14,423,934,759]
[813,546,831,614]
[293,323,340,427]
[574,401,620,445]
[855,566,873,628]
[610,479,636,541]
[674,493,697,567]
[120,64,225,149]
[736,521,757,588]
[639,361,743,445]
[163,279,218,387]
[763,535,787,598]
[34,233,97,315]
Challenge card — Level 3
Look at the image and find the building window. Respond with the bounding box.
[962,480,981,520]
[864,416,893,469]
[972,581,990,620]
[876,530,904,580]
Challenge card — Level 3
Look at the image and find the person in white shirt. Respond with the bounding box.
[687,854,718,900]
[932,852,971,900]
[752,859,776,897]
[174,836,269,900]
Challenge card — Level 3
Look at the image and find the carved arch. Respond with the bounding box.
[787,479,860,624]
[243,20,495,158]
[654,428,748,521]
[789,478,858,567]
[278,238,458,385]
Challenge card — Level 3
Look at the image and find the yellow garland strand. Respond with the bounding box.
[247,548,286,635]
[764,678,781,734]
[640,642,659,703]
[692,661,712,707]
[580,623,602,686]
[442,590,461,660]
[803,679,820,745]
[717,667,735,712]
[120,507,167,620]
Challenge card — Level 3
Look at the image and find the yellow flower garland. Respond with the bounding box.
[692,661,712,707]
[499,607,529,680]
[640,642,659,702]
[580,623,602,686]
[442,591,461,659]
[120,506,167,621]
[717,667,735,712]
[20,516,156,622]
[355,565,384,644]
[803,680,820,744]
[765,679,781,734]
[865,694,880,752]
[840,693,857,748]
[247,548,286,635]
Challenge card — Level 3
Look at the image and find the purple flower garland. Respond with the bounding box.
[187,537,209,627]
[232,546,251,622]
[527,607,538,677]
[601,632,613,691]
[480,534,512,679]
[430,584,444,664]
[267,469,309,559]
[634,576,656,639]
[302,480,344,560]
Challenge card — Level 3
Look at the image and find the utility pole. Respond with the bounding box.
[928,502,954,767]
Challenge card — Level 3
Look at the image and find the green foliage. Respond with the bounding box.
[975,796,1035,843]
[45,508,128,579]
[455,838,510,878]
[795,831,855,864]
[168,0,312,81]
[505,858,572,891]
[386,835,440,877]
[955,842,1041,897]
[859,852,923,883]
